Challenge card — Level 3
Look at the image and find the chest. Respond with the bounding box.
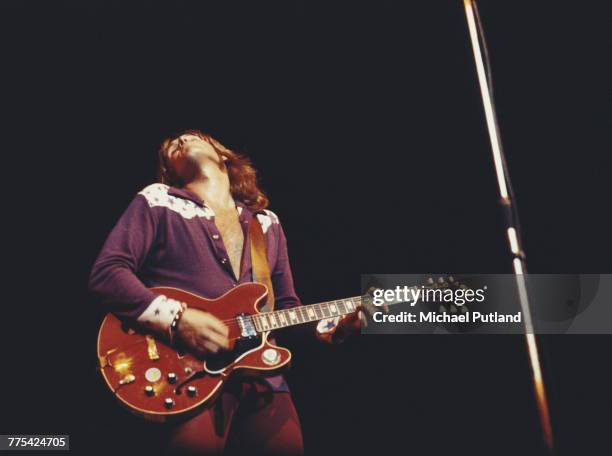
[214,210,245,277]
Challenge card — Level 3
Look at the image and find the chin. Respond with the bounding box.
[188,149,221,167]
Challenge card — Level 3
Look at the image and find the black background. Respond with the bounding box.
[1,1,611,455]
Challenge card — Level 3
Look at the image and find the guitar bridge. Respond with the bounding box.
[236,314,257,338]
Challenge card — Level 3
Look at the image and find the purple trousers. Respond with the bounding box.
[164,378,304,455]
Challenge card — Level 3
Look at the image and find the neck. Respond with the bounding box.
[185,162,234,210]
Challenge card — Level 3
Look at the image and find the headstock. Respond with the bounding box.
[359,275,472,325]
[425,275,471,315]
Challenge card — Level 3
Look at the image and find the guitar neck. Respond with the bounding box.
[250,296,364,333]
[249,283,430,333]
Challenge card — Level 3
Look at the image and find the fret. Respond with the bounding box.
[313,305,323,319]
[285,310,293,325]
[288,309,299,324]
[260,314,270,331]
[306,306,316,321]
[329,302,338,316]
[344,299,355,312]
[321,305,331,318]
[337,301,347,314]
[252,315,262,332]
[299,307,307,323]
[278,311,288,327]
[268,312,279,329]
[275,312,282,328]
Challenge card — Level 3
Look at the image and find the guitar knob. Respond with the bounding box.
[164,398,175,409]
[261,348,280,366]
[144,385,155,396]
[187,386,197,397]
[167,373,178,384]
[145,367,162,383]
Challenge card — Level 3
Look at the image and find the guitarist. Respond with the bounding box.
[89,130,362,455]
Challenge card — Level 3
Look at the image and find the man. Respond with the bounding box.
[89,130,362,455]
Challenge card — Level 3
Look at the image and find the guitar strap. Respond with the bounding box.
[249,212,275,312]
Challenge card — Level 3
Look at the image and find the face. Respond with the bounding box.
[164,134,224,182]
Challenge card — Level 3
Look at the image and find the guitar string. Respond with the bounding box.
[194,283,455,337]
[214,283,443,326]
[217,298,370,340]
[213,305,357,337]
[212,296,360,322]
[213,282,453,326]
[215,297,364,326]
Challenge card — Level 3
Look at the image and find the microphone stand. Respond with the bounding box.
[462,1,554,453]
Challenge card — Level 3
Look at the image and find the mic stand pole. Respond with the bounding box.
[462,1,554,452]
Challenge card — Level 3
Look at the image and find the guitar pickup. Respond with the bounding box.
[236,314,257,338]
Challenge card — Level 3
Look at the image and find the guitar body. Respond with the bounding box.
[97,283,291,422]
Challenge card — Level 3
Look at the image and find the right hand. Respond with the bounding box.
[176,308,230,357]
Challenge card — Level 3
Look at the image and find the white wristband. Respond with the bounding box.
[137,295,184,334]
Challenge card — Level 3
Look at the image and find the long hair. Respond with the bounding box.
[158,129,269,211]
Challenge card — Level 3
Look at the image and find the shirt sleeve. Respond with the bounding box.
[88,194,177,330]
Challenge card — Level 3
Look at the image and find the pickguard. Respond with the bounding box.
[203,333,263,373]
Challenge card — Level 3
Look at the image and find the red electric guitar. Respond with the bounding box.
[97,277,460,421]
[97,283,369,422]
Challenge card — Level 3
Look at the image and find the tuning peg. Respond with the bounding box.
[448,276,455,282]
[427,277,434,285]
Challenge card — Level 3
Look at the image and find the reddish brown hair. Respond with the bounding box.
[158,129,269,211]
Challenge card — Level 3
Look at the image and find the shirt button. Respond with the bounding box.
[212,234,220,240]
[220,258,228,264]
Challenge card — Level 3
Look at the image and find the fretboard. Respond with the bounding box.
[250,296,363,333]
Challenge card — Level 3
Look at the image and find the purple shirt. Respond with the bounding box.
[89,183,305,391]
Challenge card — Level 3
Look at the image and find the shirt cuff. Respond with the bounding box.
[136,295,184,335]
[316,317,341,334]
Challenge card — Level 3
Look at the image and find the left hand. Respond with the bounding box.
[337,307,365,333]
[334,291,391,338]
[322,306,366,344]
[317,290,388,343]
